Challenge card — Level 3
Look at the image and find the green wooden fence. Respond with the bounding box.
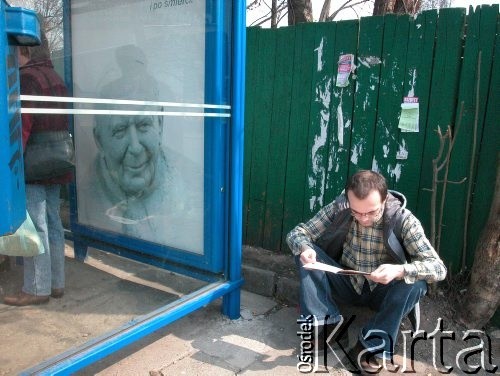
[243,5,499,273]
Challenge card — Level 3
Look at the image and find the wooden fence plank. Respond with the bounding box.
[262,27,296,251]
[243,27,260,243]
[441,4,498,269]
[349,15,384,176]
[372,14,410,190]
[281,23,317,250]
[302,21,338,219]
[393,10,438,213]
[466,6,500,268]
[415,8,466,256]
[323,19,359,206]
[245,29,277,246]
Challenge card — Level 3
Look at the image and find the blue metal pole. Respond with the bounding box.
[222,0,245,319]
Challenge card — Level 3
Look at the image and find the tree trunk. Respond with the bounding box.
[271,0,278,28]
[319,0,331,22]
[287,0,313,25]
[374,0,394,15]
[458,156,500,329]
[373,0,422,15]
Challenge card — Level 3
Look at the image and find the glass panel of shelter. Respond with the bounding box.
[1,1,232,372]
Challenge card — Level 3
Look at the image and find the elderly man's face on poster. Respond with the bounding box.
[72,2,207,254]
[94,113,162,196]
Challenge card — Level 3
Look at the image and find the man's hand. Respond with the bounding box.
[367,264,405,284]
[300,248,317,264]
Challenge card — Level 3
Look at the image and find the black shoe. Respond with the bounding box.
[346,341,393,375]
[317,320,351,353]
[50,288,64,299]
[3,291,49,306]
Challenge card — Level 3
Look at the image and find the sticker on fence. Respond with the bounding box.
[398,96,419,132]
[336,54,354,88]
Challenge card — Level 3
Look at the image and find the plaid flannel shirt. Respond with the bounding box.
[286,198,447,294]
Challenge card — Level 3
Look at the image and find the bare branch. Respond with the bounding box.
[319,0,332,21]
[249,1,287,27]
[436,178,467,184]
[327,0,371,21]
[250,12,273,26]
[247,0,262,10]
[448,178,468,184]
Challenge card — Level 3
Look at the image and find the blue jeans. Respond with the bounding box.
[23,184,65,296]
[296,245,427,358]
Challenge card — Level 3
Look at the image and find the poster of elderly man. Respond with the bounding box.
[71,1,207,254]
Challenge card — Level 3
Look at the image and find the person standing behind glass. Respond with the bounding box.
[3,30,71,306]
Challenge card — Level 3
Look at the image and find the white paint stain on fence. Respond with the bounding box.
[387,163,402,182]
[408,69,417,97]
[363,93,370,111]
[308,78,332,211]
[337,90,345,147]
[351,142,364,165]
[315,38,325,72]
[358,56,382,68]
[372,157,379,172]
[383,144,390,158]
[396,140,408,160]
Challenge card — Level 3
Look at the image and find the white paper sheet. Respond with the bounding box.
[303,262,371,275]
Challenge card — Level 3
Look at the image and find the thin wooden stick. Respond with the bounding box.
[437,103,464,253]
[462,51,482,271]
[430,126,446,248]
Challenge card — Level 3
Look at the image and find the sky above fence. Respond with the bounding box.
[247,0,500,27]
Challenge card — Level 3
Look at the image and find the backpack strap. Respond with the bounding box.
[390,207,421,332]
[395,208,411,255]
[386,208,412,263]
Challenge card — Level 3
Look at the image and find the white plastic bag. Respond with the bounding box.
[0,212,45,257]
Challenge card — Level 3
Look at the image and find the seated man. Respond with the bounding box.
[287,170,446,372]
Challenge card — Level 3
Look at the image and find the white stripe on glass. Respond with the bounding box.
[20,95,231,110]
[21,108,231,117]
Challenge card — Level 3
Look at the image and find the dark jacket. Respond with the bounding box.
[20,58,72,185]
[316,191,411,264]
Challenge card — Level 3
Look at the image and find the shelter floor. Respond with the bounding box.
[0,242,207,375]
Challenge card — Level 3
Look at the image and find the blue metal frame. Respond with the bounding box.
[65,0,231,276]
[4,6,40,46]
[203,0,228,275]
[223,0,245,319]
[0,2,40,235]
[20,0,245,373]
[20,279,243,376]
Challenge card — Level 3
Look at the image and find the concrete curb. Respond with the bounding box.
[242,245,299,306]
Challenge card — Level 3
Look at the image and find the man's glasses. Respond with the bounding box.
[350,206,383,219]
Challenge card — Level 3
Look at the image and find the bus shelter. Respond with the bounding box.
[0,1,245,374]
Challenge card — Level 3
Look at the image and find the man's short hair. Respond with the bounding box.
[345,170,388,201]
